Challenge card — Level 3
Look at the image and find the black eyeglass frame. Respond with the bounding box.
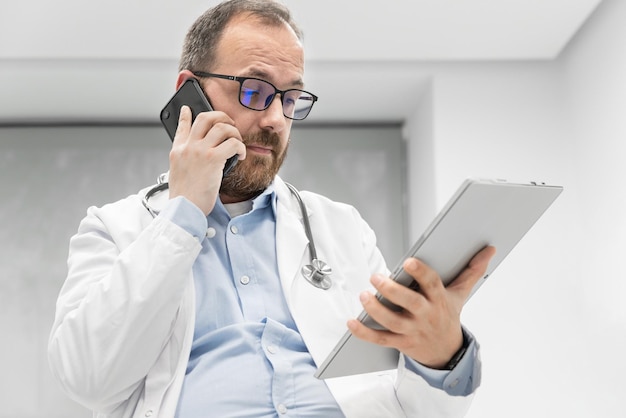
[192,71,318,120]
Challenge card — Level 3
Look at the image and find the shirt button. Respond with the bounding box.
[267,344,278,354]
[145,410,153,417]
[240,275,250,285]
[230,225,239,234]
[206,227,216,238]
[277,403,288,414]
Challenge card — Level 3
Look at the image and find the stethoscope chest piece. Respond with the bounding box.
[301,259,332,290]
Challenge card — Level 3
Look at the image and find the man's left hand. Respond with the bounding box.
[347,246,496,369]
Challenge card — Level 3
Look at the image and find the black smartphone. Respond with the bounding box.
[160,78,238,175]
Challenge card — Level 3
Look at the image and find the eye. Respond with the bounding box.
[240,79,273,108]
[241,87,261,106]
[283,91,301,107]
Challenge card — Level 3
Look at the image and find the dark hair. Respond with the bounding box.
[179,0,303,72]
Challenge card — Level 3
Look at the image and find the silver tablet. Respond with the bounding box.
[315,178,563,379]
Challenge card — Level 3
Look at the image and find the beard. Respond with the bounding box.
[220,130,288,201]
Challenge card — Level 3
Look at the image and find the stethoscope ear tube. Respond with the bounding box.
[142,181,169,218]
[285,182,332,290]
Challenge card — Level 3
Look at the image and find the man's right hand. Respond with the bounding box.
[168,105,246,215]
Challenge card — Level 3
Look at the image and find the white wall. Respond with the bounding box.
[560,0,626,412]
[405,0,624,416]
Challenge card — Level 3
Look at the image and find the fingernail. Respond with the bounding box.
[405,258,419,270]
[359,292,369,304]
[371,274,384,286]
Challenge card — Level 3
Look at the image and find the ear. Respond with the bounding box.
[175,70,196,90]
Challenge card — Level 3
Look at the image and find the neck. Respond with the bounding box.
[220,190,263,204]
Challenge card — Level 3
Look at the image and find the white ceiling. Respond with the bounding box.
[0,0,602,124]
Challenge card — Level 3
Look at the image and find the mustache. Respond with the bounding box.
[242,130,282,149]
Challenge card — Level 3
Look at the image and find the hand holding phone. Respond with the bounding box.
[160,78,238,175]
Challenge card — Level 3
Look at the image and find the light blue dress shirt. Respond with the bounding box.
[160,184,478,417]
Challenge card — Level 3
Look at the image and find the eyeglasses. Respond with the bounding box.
[192,71,318,120]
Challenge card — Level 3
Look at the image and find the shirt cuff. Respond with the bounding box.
[159,196,208,243]
[402,328,481,396]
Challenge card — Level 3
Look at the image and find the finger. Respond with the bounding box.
[196,120,242,148]
[220,136,247,162]
[368,273,428,318]
[447,245,496,301]
[173,105,192,144]
[201,122,245,164]
[189,111,237,142]
[347,318,403,349]
[356,287,415,334]
[402,257,447,301]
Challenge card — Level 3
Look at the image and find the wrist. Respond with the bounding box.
[441,328,470,370]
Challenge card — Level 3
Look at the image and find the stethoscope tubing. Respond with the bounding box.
[142,177,332,289]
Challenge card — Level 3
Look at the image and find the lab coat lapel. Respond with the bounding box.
[274,179,344,367]
[274,178,309,294]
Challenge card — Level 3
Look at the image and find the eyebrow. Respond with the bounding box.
[246,68,304,89]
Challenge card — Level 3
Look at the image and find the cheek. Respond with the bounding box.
[230,112,258,136]
[278,135,291,157]
[206,86,246,122]
[278,122,293,152]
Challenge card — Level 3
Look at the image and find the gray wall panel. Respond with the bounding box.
[0,124,404,417]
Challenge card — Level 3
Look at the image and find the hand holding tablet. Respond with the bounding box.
[315,178,563,379]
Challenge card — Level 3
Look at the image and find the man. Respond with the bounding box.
[48,1,495,417]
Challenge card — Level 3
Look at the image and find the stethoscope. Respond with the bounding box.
[142,174,333,290]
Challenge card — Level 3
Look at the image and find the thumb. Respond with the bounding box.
[447,245,496,302]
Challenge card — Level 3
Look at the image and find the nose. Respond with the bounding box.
[259,93,288,133]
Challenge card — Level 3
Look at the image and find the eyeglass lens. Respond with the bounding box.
[240,78,315,120]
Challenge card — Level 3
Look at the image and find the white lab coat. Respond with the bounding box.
[48,176,475,418]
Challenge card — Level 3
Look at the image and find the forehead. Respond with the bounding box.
[213,15,305,85]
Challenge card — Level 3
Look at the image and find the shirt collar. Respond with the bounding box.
[253,181,277,214]
[216,182,278,219]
